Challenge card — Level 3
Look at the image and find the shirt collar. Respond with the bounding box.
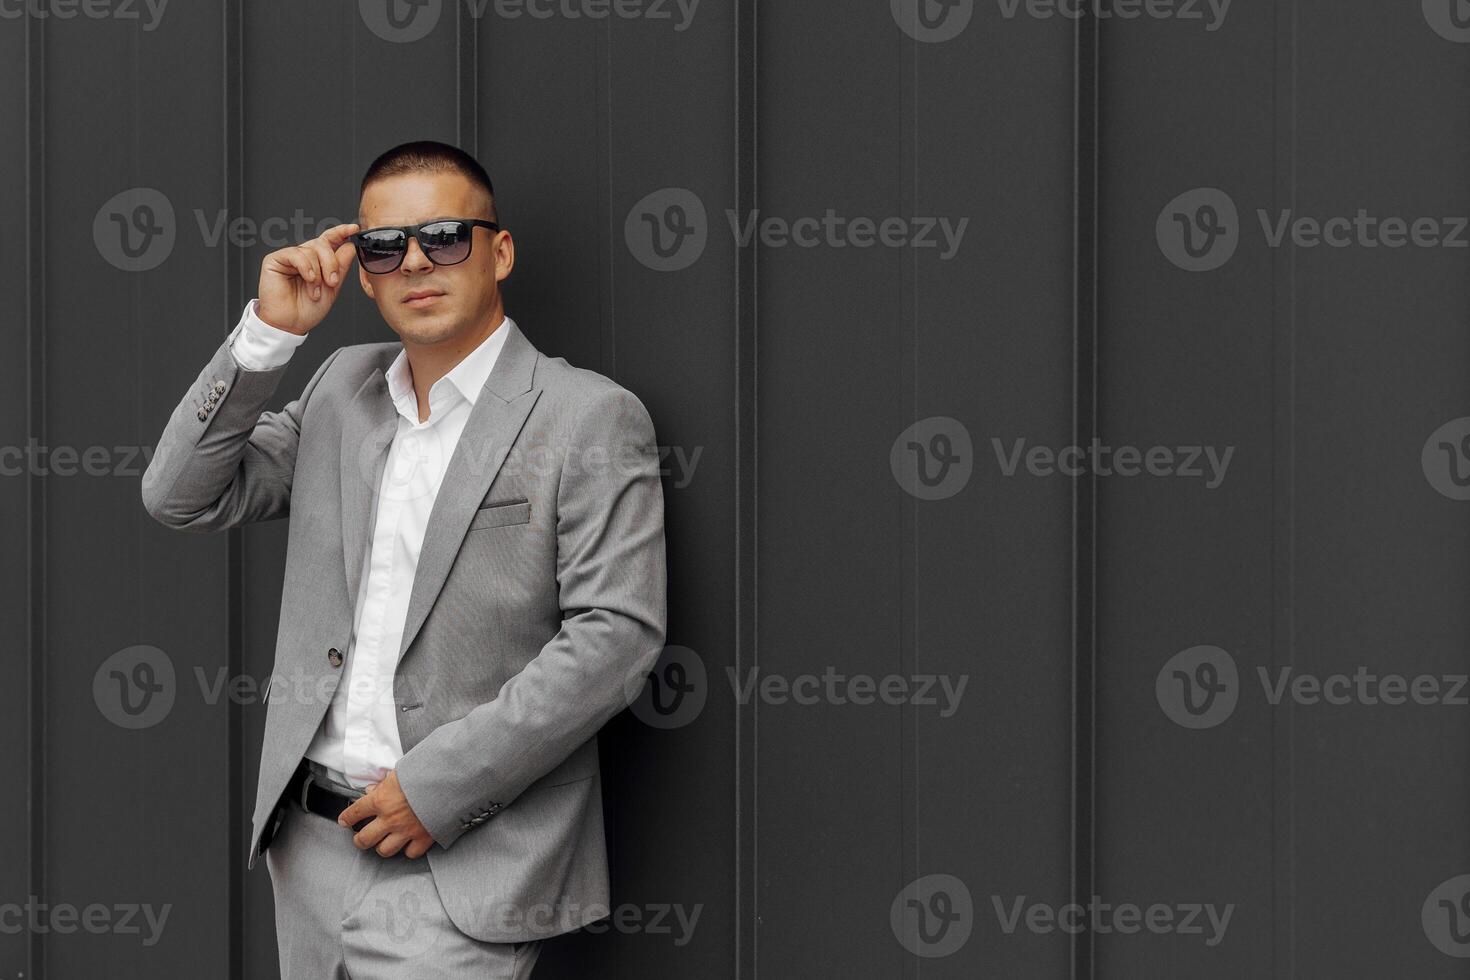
[384,315,515,422]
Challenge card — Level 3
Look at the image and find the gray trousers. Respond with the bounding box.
[264,788,542,979]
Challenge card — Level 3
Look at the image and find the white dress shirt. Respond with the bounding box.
[228,299,511,789]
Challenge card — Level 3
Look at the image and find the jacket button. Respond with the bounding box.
[327,648,343,667]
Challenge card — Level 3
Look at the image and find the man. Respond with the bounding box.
[141,140,667,979]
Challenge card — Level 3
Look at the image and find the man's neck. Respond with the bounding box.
[403,308,505,423]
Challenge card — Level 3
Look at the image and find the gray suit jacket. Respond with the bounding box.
[141,316,666,943]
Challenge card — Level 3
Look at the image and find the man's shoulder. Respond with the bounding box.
[326,339,401,376]
[532,353,652,429]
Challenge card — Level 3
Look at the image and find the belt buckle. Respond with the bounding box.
[298,768,316,814]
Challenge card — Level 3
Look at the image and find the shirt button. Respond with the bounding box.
[327,648,343,668]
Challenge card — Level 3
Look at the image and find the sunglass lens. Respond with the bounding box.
[418,221,472,266]
[357,230,406,273]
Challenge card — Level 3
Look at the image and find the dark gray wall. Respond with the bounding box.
[6,1,1470,977]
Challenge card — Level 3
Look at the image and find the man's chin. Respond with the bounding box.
[384,311,463,347]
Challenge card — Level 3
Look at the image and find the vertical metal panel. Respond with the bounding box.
[1289,2,1470,975]
[1072,9,1100,979]
[753,5,908,974]
[734,2,759,977]
[43,3,232,979]
[2,10,42,980]
[754,2,1077,977]
[1096,2,1279,976]
[1098,1,1470,978]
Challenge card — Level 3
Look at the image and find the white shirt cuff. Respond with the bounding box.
[229,299,306,372]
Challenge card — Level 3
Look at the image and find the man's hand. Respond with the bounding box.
[337,770,436,859]
[257,223,361,335]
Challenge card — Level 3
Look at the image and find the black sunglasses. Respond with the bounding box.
[350,218,501,274]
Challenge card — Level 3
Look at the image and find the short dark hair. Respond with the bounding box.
[360,140,497,222]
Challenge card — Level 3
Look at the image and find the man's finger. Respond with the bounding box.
[352,817,390,851]
[337,792,377,830]
[333,238,359,277]
[375,833,407,858]
[319,223,361,250]
[305,238,340,287]
[267,247,314,284]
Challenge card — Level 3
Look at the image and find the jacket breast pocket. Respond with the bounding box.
[467,499,532,531]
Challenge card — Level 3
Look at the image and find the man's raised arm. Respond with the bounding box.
[140,223,359,531]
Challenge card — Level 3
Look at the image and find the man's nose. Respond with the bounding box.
[401,236,434,273]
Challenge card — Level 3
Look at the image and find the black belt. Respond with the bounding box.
[282,761,373,832]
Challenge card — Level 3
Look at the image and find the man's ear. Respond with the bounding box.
[359,265,375,298]
[494,230,515,283]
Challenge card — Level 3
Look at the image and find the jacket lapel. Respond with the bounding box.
[397,318,543,661]
[339,366,400,611]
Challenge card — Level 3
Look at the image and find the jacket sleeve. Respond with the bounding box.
[141,330,342,532]
[394,385,668,849]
